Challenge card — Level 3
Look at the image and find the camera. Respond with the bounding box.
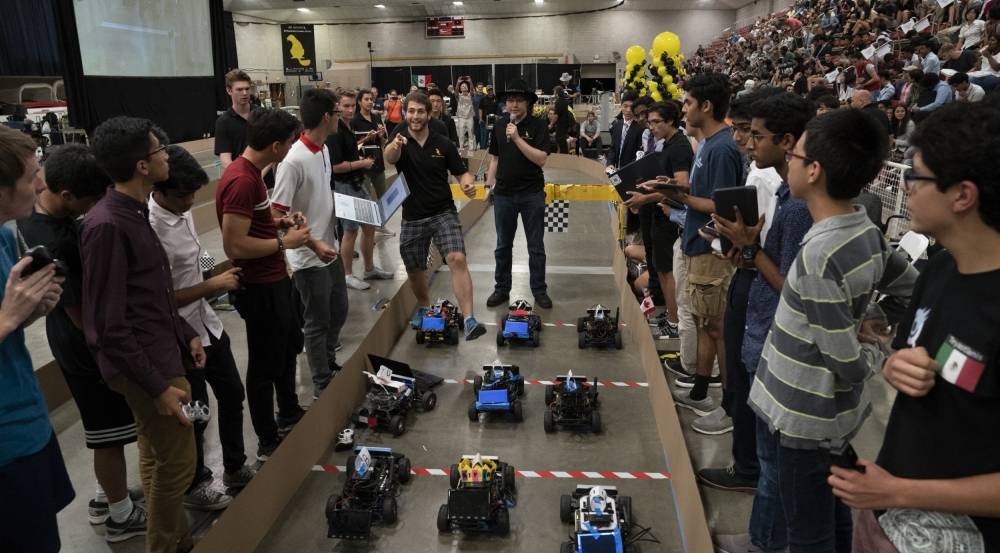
[818,438,866,473]
[20,245,68,278]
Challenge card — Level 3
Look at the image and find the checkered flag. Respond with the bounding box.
[544,200,570,233]
[200,251,216,272]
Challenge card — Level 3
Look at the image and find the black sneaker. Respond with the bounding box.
[223,465,257,488]
[104,503,148,543]
[648,311,669,327]
[534,293,553,309]
[183,482,232,511]
[661,356,691,378]
[257,436,283,462]
[486,291,510,307]
[697,465,758,493]
[674,374,722,388]
[276,407,307,434]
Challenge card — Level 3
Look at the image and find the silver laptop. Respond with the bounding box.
[335,173,411,227]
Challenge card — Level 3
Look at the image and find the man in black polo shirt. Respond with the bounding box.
[485,80,552,309]
[552,86,571,154]
[327,89,393,290]
[383,92,485,341]
[428,89,459,146]
[478,85,498,149]
[215,69,276,188]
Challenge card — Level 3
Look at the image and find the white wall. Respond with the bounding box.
[234,9,736,81]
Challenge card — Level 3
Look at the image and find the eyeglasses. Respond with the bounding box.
[732,125,752,136]
[142,144,167,161]
[749,133,781,143]
[900,168,938,194]
[785,151,815,164]
[647,118,665,125]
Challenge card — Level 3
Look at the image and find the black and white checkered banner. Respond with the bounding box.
[544,200,570,232]
[200,251,216,272]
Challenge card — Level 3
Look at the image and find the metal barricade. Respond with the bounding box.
[862,161,910,240]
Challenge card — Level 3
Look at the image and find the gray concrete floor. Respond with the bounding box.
[40,165,897,553]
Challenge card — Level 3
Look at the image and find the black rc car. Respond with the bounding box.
[469,362,525,422]
[438,454,516,537]
[352,366,436,437]
[416,299,464,345]
[326,446,411,540]
[497,300,543,347]
[559,485,636,553]
[544,372,601,433]
[578,304,623,350]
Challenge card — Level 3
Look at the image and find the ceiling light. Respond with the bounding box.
[297,7,310,11]
[454,1,462,4]
[535,0,543,3]
[375,3,385,7]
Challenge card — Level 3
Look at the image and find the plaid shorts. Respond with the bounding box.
[400,210,465,272]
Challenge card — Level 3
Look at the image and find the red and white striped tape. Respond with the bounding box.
[312,465,670,479]
[485,322,626,327]
[442,379,648,387]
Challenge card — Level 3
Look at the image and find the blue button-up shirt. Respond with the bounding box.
[741,182,813,372]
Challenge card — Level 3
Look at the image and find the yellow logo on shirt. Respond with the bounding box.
[524,133,530,139]
[436,148,441,155]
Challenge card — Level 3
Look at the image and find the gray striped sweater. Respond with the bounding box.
[749,208,919,449]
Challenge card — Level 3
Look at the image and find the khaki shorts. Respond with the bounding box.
[684,253,734,321]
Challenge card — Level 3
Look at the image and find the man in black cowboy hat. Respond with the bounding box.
[485,80,553,309]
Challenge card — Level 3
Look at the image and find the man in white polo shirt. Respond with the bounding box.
[271,88,343,400]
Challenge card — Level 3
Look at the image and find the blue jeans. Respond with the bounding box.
[751,415,789,551]
[970,74,1000,92]
[493,191,547,296]
[724,269,758,480]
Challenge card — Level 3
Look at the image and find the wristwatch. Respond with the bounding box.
[276,236,285,254]
[741,243,762,264]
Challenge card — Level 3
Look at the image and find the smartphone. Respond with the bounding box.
[20,245,68,278]
[660,197,685,210]
[700,221,721,238]
[818,439,866,473]
[649,180,689,192]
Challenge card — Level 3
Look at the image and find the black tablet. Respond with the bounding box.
[712,186,759,254]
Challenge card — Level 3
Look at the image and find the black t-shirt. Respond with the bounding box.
[879,251,1000,548]
[16,212,98,376]
[439,114,459,145]
[393,128,468,221]
[352,111,386,172]
[479,95,498,122]
[554,97,571,137]
[487,114,550,196]
[943,50,978,73]
[327,118,364,185]
[652,132,695,221]
[214,107,275,188]
[390,118,449,142]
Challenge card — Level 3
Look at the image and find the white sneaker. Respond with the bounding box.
[363,266,394,280]
[345,275,371,290]
[375,226,396,237]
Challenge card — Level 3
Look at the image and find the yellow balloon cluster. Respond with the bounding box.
[621,45,648,93]
[643,32,686,101]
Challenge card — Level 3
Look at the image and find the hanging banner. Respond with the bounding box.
[281,24,316,76]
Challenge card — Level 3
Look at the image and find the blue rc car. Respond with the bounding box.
[468,362,524,422]
[496,300,543,347]
[416,299,464,345]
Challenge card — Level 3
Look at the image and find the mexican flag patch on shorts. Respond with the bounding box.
[935,336,986,393]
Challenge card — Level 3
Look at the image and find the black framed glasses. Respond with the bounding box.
[785,151,815,164]
[732,124,752,136]
[900,168,938,194]
[142,144,167,161]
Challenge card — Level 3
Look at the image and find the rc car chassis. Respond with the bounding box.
[577,304,623,350]
[416,299,464,345]
[559,485,636,553]
[438,454,516,537]
[469,362,525,422]
[326,447,411,540]
[353,367,437,437]
[497,300,543,347]
[544,374,601,433]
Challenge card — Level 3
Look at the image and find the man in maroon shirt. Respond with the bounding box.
[82,116,206,553]
[217,108,312,461]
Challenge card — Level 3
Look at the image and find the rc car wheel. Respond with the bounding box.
[497,507,510,537]
[591,411,603,434]
[619,495,633,524]
[496,329,506,347]
[326,494,340,520]
[450,464,460,489]
[577,317,587,332]
[504,464,516,491]
[468,399,479,421]
[517,378,525,395]
[421,391,437,411]
[416,330,426,344]
[614,331,623,350]
[530,329,540,347]
[448,326,460,345]
[543,409,555,433]
[397,457,412,484]
[578,332,588,349]
[544,385,555,405]
[346,456,357,475]
[352,406,367,427]
[389,415,406,437]
[512,400,523,422]
[511,365,520,376]
[382,496,398,524]
[473,376,483,394]
[625,545,638,553]
[437,504,450,533]
[560,542,574,553]
[458,316,465,331]
[559,494,573,523]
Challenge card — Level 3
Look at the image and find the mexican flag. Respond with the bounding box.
[935,340,986,393]
[411,74,432,88]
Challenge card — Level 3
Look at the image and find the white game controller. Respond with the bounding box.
[181,401,211,423]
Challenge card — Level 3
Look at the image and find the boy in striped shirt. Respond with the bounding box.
[747,109,918,552]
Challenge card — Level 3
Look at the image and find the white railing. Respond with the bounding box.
[863,161,911,240]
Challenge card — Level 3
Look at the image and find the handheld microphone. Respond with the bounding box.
[507,114,516,143]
